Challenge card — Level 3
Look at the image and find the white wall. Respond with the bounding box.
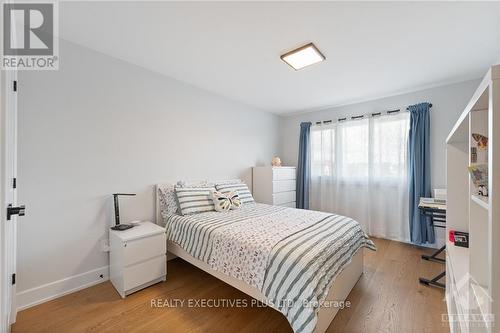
[281,79,481,189]
[16,40,281,308]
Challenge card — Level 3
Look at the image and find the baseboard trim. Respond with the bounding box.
[16,266,109,311]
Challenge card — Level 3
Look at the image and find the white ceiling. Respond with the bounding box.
[59,2,500,114]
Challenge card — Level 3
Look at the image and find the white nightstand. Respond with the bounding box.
[109,221,166,298]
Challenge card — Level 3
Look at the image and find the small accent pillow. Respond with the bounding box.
[175,186,216,215]
[210,191,241,212]
[215,182,254,204]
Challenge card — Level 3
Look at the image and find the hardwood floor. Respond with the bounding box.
[12,238,449,333]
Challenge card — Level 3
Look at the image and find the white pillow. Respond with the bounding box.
[175,186,216,215]
[210,191,241,212]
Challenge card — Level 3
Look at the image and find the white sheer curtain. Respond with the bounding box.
[310,112,410,242]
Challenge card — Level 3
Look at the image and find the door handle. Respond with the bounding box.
[7,204,25,220]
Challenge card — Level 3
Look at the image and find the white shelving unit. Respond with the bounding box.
[446,65,500,333]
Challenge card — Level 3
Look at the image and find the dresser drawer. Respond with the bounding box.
[278,201,296,208]
[124,233,166,266]
[272,168,296,181]
[273,179,296,193]
[123,255,166,291]
[273,191,296,205]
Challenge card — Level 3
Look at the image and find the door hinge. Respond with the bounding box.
[7,204,25,220]
[13,80,17,92]
[11,273,15,285]
[12,178,16,189]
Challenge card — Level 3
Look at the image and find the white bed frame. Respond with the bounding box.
[155,185,363,333]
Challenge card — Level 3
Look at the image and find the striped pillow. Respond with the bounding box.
[175,186,215,215]
[215,182,254,204]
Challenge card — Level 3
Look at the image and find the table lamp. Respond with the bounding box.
[111,193,136,231]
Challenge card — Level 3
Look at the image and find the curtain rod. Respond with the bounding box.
[313,104,432,126]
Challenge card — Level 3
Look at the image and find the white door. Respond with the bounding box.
[1,4,23,330]
[1,68,20,332]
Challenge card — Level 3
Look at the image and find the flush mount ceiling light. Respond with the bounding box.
[280,43,325,70]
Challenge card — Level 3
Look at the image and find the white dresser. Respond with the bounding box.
[252,166,296,207]
[109,221,166,298]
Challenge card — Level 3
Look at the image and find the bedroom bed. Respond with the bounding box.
[155,183,375,333]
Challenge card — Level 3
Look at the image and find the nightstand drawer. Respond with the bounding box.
[123,255,166,291]
[124,233,166,266]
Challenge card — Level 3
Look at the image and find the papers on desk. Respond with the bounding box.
[419,197,446,210]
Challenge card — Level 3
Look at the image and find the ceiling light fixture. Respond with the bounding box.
[280,43,325,70]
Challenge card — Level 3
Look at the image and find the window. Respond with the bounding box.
[310,112,410,241]
[311,113,409,183]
